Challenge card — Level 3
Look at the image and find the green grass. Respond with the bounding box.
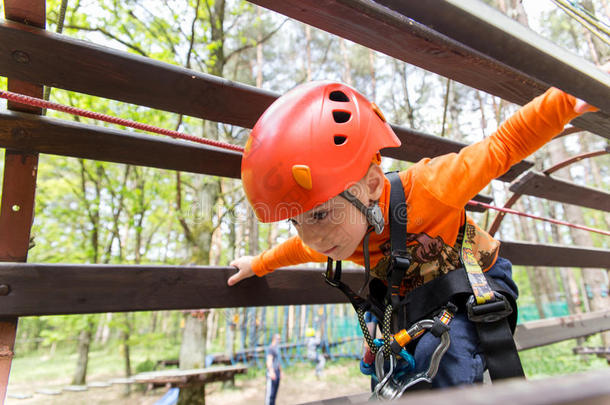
[9,342,180,385]
[520,336,609,379]
[8,337,608,389]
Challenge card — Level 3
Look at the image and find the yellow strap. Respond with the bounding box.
[461,224,495,304]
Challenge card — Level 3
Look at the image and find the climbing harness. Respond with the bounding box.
[324,171,524,400]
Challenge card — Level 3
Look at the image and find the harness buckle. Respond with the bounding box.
[467,291,512,323]
[390,254,411,271]
[323,258,341,287]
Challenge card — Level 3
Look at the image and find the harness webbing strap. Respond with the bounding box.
[476,319,524,380]
[386,172,411,313]
[461,234,495,304]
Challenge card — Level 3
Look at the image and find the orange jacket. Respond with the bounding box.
[251,88,580,291]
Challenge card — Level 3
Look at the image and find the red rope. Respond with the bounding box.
[2,90,606,236]
[467,200,610,236]
[0,90,245,152]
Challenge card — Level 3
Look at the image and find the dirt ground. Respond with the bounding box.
[6,361,370,405]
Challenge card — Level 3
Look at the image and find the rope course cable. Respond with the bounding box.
[467,200,610,236]
[0,90,245,152]
[1,90,607,236]
[551,0,610,46]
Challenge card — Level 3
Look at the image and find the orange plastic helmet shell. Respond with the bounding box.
[241,81,401,223]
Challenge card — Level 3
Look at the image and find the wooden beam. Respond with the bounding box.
[0,263,364,316]
[0,110,492,208]
[0,20,276,129]
[514,310,610,351]
[1,245,608,316]
[510,171,610,212]
[499,241,610,268]
[248,0,610,139]
[373,0,610,115]
[0,21,533,181]
[0,111,242,179]
[306,368,610,405]
[1,1,45,403]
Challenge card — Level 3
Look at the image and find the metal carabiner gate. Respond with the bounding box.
[371,317,452,400]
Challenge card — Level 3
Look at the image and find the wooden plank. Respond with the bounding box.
[1,246,608,316]
[1,1,45,403]
[0,21,533,181]
[514,310,610,351]
[499,241,610,268]
[248,0,610,139]
[0,263,364,316]
[0,20,276,130]
[307,368,610,405]
[0,111,242,179]
[133,365,247,385]
[373,0,610,114]
[0,111,493,206]
[510,171,610,212]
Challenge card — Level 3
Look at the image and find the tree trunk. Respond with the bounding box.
[120,313,133,395]
[72,328,92,385]
[178,313,208,405]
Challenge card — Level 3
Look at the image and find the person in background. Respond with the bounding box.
[305,328,326,378]
[265,333,282,405]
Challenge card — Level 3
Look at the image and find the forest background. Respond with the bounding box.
[1,0,609,402]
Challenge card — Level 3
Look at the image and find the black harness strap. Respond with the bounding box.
[386,172,412,330]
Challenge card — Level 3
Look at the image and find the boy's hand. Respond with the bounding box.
[573,62,610,114]
[228,256,255,286]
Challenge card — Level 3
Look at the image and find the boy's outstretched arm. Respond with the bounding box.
[228,236,327,286]
[415,62,609,210]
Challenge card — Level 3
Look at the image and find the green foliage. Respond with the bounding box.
[135,358,156,373]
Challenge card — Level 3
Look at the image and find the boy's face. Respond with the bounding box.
[289,188,370,260]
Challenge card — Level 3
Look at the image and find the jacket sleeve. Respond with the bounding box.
[251,236,328,276]
[414,87,580,209]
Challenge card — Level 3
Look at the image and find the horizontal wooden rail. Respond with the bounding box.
[0,111,493,212]
[0,20,276,129]
[303,368,610,405]
[0,111,243,178]
[0,102,531,182]
[0,263,361,316]
[510,171,610,212]
[0,245,608,316]
[514,310,610,350]
[249,0,610,139]
[498,241,610,268]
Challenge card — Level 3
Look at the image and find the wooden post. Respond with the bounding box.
[0,1,45,403]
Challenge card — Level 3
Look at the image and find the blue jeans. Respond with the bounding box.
[412,256,518,388]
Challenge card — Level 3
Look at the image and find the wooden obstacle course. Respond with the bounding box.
[1,0,610,403]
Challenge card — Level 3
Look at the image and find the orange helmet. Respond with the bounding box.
[241,81,400,223]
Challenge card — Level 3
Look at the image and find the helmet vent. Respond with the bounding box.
[332,110,351,123]
[334,135,348,145]
[329,91,349,102]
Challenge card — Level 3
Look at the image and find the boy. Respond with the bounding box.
[228,75,601,392]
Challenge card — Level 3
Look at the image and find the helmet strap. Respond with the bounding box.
[358,226,374,294]
[339,190,384,234]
